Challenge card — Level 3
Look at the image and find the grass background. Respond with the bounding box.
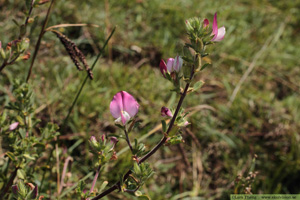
[1,0,300,199]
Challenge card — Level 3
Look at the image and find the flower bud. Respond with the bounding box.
[203,19,209,28]
[89,136,99,150]
[173,56,183,72]
[9,122,19,131]
[161,107,173,117]
[12,185,18,194]
[159,59,167,77]
[166,58,174,72]
[110,137,118,146]
[185,20,193,33]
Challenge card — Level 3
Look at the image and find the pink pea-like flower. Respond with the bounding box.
[9,122,19,131]
[110,91,139,125]
[159,56,183,77]
[211,12,226,42]
[161,107,173,117]
[159,59,168,77]
[203,19,209,28]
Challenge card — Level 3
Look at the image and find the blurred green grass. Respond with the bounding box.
[1,0,300,199]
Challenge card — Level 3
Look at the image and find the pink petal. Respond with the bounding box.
[212,26,226,42]
[166,58,174,72]
[121,91,139,118]
[120,111,131,125]
[173,56,183,72]
[110,92,124,119]
[161,107,173,117]
[159,59,167,77]
[212,12,218,37]
[9,122,19,131]
[203,19,209,28]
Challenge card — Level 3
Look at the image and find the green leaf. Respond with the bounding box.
[17,169,26,180]
[6,152,16,162]
[193,80,204,91]
[23,153,36,160]
[99,181,108,193]
[138,195,151,200]
[200,63,211,71]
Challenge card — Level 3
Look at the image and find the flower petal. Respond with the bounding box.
[159,59,167,77]
[173,56,183,72]
[121,91,139,117]
[9,122,19,131]
[166,58,174,72]
[161,106,173,117]
[212,12,218,37]
[203,19,209,28]
[110,92,124,119]
[212,26,226,41]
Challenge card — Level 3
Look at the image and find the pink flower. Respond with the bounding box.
[203,19,209,28]
[9,122,19,131]
[110,91,139,125]
[161,107,173,117]
[211,12,226,42]
[159,59,167,77]
[159,56,183,77]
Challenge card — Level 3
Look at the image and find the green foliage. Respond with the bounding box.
[0,0,300,199]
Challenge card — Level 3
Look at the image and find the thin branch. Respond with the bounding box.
[26,0,56,82]
[0,167,18,199]
[124,129,133,154]
[59,156,73,194]
[89,165,102,195]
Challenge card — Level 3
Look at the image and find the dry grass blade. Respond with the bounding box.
[52,30,93,79]
[45,23,100,32]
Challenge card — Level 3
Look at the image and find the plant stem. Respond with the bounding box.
[0,167,18,199]
[124,129,133,154]
[21,0,35,39]
[91,69,195,200]
[89,165,102,194]
[62,27,116,129]
[26,0,56,82]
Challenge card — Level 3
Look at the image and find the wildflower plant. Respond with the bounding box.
[0,6,226,199]
[87,12,226,199]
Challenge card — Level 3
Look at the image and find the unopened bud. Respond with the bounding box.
[12,185,18,194]
[9,122,19,131]
[28,18,34,23]
[89,136,99,150]
[161,107,173,117]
